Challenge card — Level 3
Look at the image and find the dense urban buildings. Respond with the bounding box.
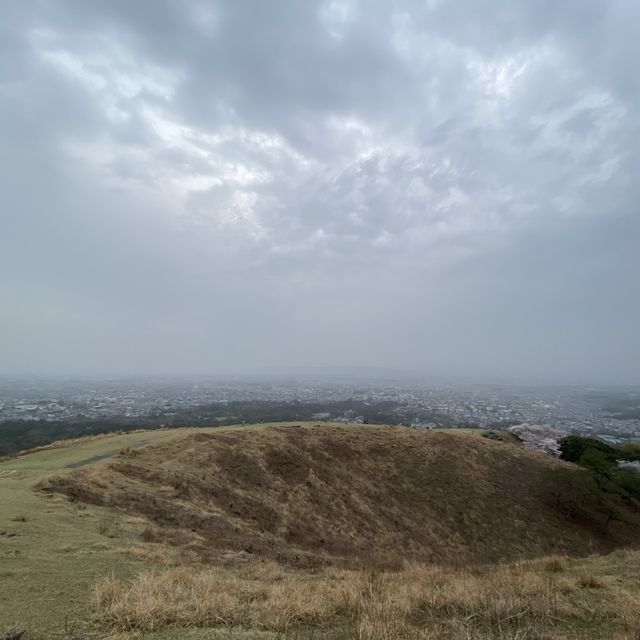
[1,377,639,445]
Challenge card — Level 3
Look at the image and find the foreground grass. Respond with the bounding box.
[95,552,640,640]
[0,422,375,636]
[2,422,640,639]
[0,426,229,637]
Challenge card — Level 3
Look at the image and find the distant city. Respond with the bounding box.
[1,376,639,445]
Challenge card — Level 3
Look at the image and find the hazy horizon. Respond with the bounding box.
[2,1,639,384]
[1,367,638,389]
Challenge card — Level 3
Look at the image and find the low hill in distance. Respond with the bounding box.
[45,423,639,566]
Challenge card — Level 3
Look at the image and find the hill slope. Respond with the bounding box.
[44,423,638,566]
[3,422,640,639]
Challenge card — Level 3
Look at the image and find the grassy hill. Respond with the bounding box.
[44,423,638,566]
[1,422,640,639]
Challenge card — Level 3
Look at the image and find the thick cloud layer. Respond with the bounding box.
[1,0,638,382]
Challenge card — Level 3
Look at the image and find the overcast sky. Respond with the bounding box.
[1,1,639,382]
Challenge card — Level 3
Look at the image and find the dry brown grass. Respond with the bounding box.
[97,516,121,538]
[139,524,163,543]
[93,555,640,639]
[95,565,335,632]
[576,572,605,589]
[116,545,171,563]
[118,446,140,458]
[42,424,640,568]
[544,555,569,573]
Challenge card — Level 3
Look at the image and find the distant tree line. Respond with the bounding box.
[0,418,152,456]
[0,399,440,456]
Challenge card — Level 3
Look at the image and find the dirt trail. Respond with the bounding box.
[66,451,117,468]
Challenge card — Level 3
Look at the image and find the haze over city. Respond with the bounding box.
[2,1,639,383]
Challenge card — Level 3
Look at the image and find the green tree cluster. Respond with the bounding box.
[556,436,640,532]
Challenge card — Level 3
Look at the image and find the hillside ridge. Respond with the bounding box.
[43,423,639,566]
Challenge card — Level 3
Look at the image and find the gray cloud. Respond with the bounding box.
[0,0,639,382]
